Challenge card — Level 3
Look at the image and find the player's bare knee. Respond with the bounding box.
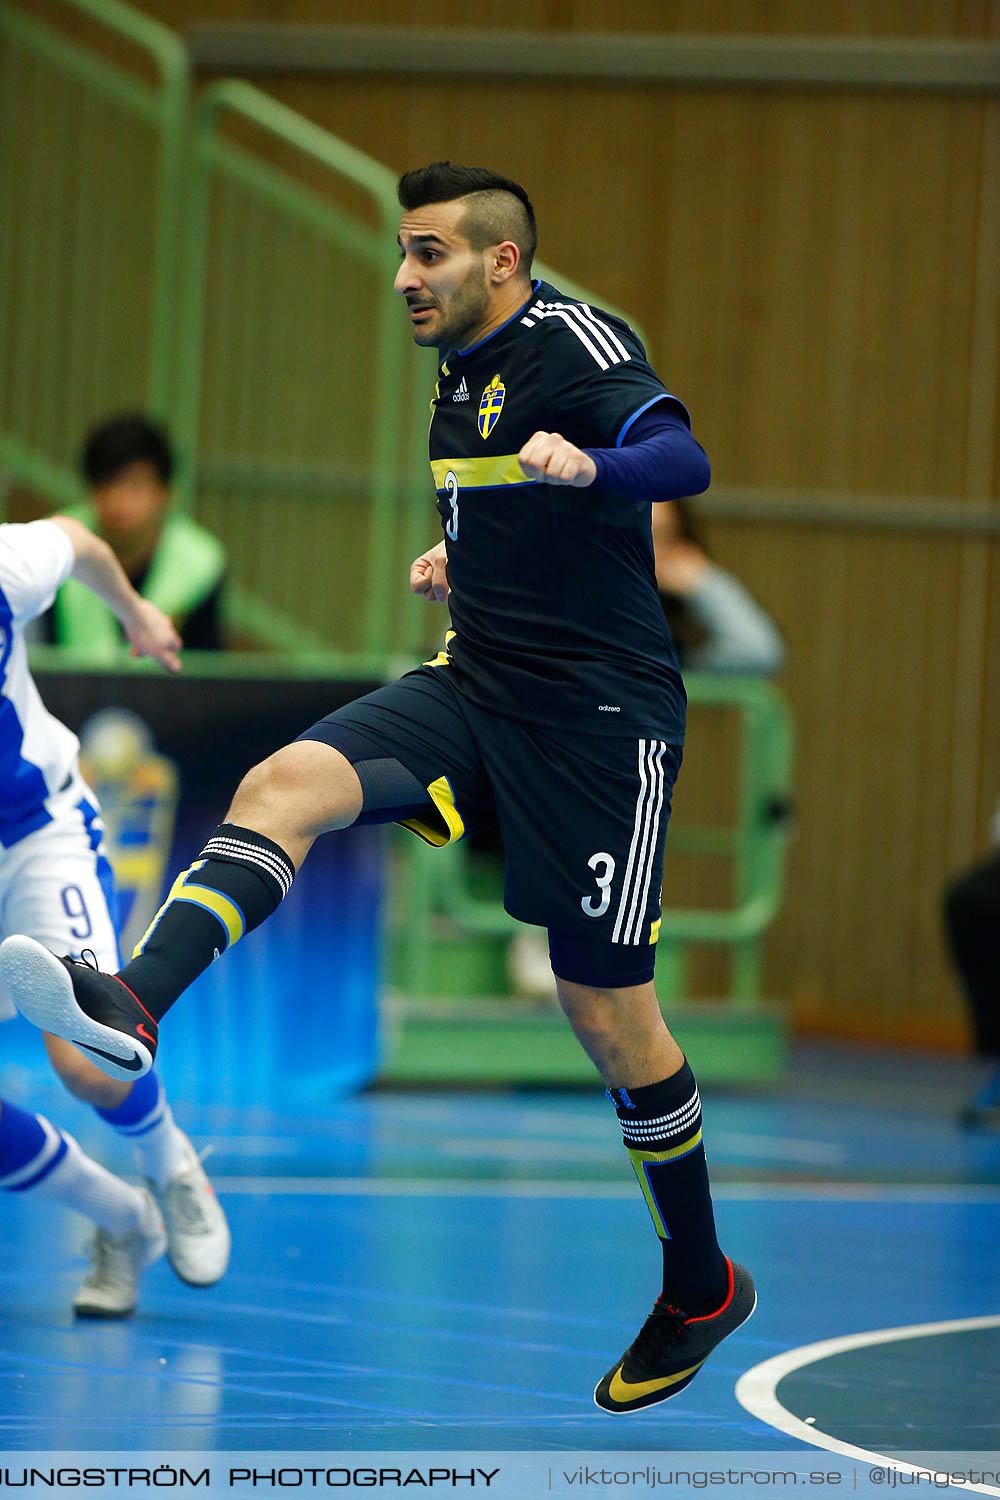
[44,1033,131,1108]
[229,741,362,839]
[556,983,617,1053]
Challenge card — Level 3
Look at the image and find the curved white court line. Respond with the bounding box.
[736,1314,1000,1497]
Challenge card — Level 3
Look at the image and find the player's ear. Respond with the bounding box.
[490,240,520,284]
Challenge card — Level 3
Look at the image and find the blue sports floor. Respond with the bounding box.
[1,1038,999,1476]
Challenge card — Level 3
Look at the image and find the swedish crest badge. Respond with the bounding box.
[478,375,505,439]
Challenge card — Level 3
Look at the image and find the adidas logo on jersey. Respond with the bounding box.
[453,377,470,402]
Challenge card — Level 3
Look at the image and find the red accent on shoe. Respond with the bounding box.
[112,976,158,1030]
[136,1023,157,1045]
[686,1257,735,1324]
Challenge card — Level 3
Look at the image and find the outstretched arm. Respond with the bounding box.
[517,407,710,501]
[48,516,182,673]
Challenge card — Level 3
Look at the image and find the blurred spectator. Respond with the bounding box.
[509,497,785,998]
[43,413,227,652]
[944,801,1000,1129]
[653,497,784,674]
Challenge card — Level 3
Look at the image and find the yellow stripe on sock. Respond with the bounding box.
[132,862,202,958]
[626,1132,704,1239]
[173,885,245,948]
[131,859,239,959]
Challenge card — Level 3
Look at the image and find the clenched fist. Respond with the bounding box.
[518,431,597,487]
[410,540,449,603]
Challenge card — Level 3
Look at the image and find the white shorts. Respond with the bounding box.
[0,794,120,1022]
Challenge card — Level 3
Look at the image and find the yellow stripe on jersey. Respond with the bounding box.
[430,455,536,491]
[649,917,662,945]
[398,775,466,848]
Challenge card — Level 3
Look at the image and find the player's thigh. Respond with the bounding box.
[485,725,682,983]
[299,666,496,843]
[0,817,119,1019]
[2,819,119,966]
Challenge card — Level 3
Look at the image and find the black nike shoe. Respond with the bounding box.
[594,1258,756,1414]
[0,936,157,1081]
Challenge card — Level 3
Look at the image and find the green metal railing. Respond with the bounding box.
[174,80,646,661]
[0,0,187,489]
[392,673,794,1003]
[3,0,793,1011]
[175,79,421,660]
[0,0,648,664]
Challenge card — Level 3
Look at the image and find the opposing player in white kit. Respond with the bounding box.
[0,516,230,1316]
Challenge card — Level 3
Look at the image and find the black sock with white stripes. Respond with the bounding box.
[608,1061,729,1315]
[117,823,296,1022]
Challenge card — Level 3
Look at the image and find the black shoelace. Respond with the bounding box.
[63,949,101,970]
[627,1299,689,1373]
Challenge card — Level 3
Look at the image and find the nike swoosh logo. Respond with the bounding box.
[607,1358,705,1404]
[77,1040,144,1072]
[136,1023,157,1045]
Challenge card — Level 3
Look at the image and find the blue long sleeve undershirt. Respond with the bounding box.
[583,401,711,502]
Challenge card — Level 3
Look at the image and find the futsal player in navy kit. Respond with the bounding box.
[0,163,756,1412]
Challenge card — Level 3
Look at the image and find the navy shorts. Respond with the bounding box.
[301,663,682,988]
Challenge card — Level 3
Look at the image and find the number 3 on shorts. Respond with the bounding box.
[581,852,616,918]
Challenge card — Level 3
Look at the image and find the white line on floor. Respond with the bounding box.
[735,1315,1000,1499]
[207,1177,1000,1201]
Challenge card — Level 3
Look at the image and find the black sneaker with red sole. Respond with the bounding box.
[595,1258,757,1414]
[0,936,157,1081]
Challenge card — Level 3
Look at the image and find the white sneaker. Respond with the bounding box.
[73,1188,166,1319]
[149,1139,230,1287]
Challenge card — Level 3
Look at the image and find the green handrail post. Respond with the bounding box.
[0,0,189,499]
[178,81,408,663]
[64,0,190,416]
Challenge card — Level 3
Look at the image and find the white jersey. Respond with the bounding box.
[0,521,85,848]
[0,521,119,1018]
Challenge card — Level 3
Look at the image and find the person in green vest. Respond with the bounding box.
[46,414,226,654]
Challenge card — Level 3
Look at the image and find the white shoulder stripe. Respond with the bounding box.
[524,299,633,368]
[564,304,622,364]
[532,305,609,369]
[580,303,631,361]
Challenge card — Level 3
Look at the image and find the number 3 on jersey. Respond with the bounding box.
[444,470,459,541]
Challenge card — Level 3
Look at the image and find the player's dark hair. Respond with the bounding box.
[397,161,537,274]
[81,412,174,488]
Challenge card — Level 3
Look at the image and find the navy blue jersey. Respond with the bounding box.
[428,280,688,741]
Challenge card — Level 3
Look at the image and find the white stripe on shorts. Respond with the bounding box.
[612,740,667,946]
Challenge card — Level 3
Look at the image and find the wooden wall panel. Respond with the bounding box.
[130,0,1000,41]
[18,0,1000,1042]
[236,78,991,499]
[176,23,1000,1042]
[706,518,999,1042]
